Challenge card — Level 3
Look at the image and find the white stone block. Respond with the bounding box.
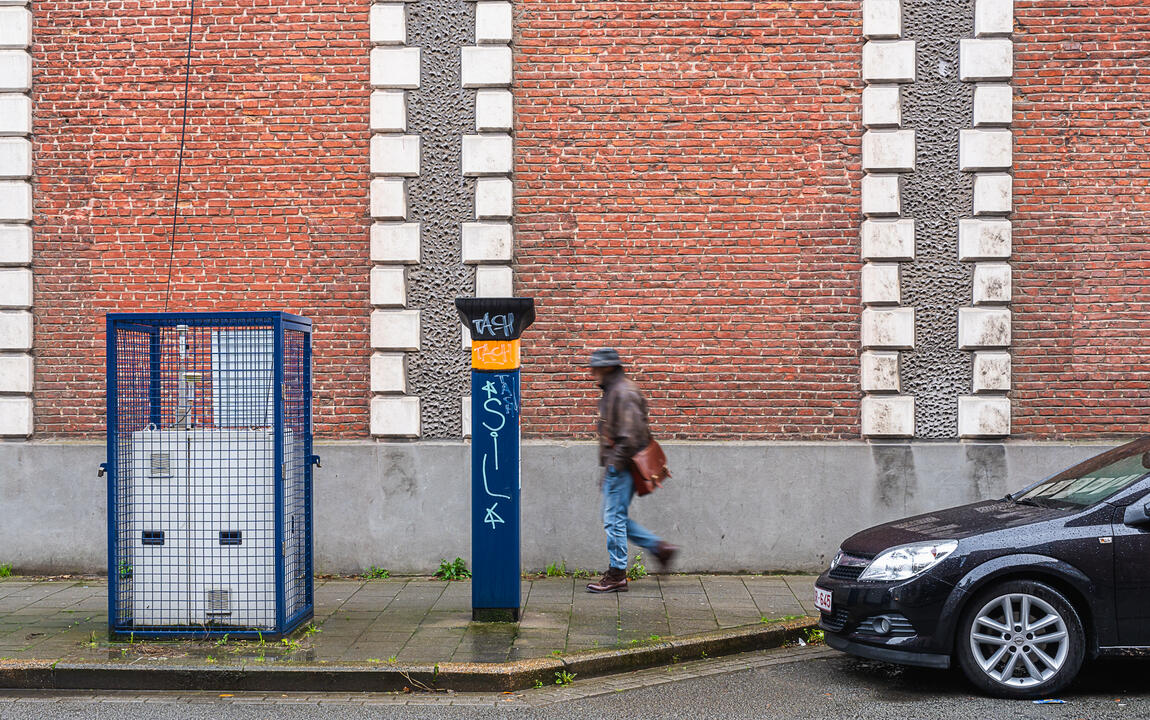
[0,352,31,392]
[0,51,30,92]
[370,309,420,351]
[862,0,901,39]
[973,351,1011,393]
[958,395,1010,438]
[476,89,513,132]
[0,8,30,48]
[462,222,513,264]
[861,174,900,216]
[959,129,1012,171]
[958,306,1011,349]
[370,266,407,307]
[370,222,420,264]
[0,137,30,178]
[0,222,28,264]
[975,0,1013,37]
[462,397,472,438]
[973,84,1012,127]
[0,309,30,350]
[861,307,914,349]
[0,395,30,436]
[958,218,1011,260]
[475,265,513,297]
[370,395,420,438]
[476,1,513,44]
[370,352,406,393]
[862,85,901,128]
[462,134,513,175]
[461,323,471,351]
[370,90,407,133]
[0,267,29,307]
[862,41,915,83]
[862,130,915,172]
[972,262,1011,304]
[0,180,30,221]
[861,263,900,305]
[370,47,421,89]
[461,46,512,87]
[0,93,30,135]
[370,178,407,220]
[960,39,1012,81]
[476,177,513,219]
[861,395,914,437]
[370,134,420,176]
[973,173,1012,215]
[861,351,900,393]
[369,3,406,45]
[861,219,915,261]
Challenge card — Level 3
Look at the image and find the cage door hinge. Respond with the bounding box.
[98,462,108,478]
[308,454,321,469]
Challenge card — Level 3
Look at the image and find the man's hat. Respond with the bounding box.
[587,348,623,368]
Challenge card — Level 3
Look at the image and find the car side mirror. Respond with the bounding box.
[1124,502,1150,527]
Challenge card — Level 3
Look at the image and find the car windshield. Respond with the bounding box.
[1016,437,1150,508]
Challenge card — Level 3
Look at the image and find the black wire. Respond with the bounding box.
[163,0,197,312]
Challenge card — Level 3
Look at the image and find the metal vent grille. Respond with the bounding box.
[149,452,171,478]
[206,589,231,616]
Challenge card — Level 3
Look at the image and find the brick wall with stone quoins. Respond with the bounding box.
[514,1,864,441]
[33,0,372,437]
[1011,1,1150,438]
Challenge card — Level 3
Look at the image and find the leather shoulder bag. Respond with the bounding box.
[630,440,671,497]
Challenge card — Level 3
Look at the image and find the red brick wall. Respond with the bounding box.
[514,1,863,440]
[1012,2,1150,438]
[33,0,371,437]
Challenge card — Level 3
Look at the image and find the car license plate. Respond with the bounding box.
[814,586,833,614]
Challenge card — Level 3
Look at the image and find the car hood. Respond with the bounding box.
[840,499,1071,557]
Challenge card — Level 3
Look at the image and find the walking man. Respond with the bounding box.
[585,349,678,593]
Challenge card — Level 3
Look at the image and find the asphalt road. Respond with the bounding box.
[2,647,1148,719]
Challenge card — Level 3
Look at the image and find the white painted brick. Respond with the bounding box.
[370,395,420,437]
[370,222,420,264]
[370,309,420,351]
[960,129,1012,171]
[475,265,513,297]
[958,395,1010,438]
[973,351,1011,393]
[973,84,1012,127]
[861,263,900,305]
[475,1,513,44]
[475,89,513,132]
[370,178,407,220]
[0,137,30,178]
[972,262,1011,304]
[369,3,406,45]
[958,218,1011,260]
[862,130,915,172]
[0,223,29,264]
[476,177,513,219]
[0,267,29,307]
[0,180,30,221]
[861,350,900,393]
[0,51,30,92]
[370,90,407,133]
[369,266,407,307]
[0,93,30,135]
[862,41,915,83]
[0,395,30,436]
[861,395,914,437]
[370,47,421,89]
[462,397,472,438]
[0,309,30,350]
[958,306,1011,349]
[861,174,900,216]
[461,46,512,87]
[973,173,1012,215]
[0,8,30,48]
[861,307,914,349]
[370,134,420,176]
[0,352,31,392]
[862,85,901,128]
[462,134,513,175]
[370,352,406,393]
[862,0,901,39]
[975,0,1013,37]
[959,39,1012,81]
[861,219,915,261]
[462,222,513,264]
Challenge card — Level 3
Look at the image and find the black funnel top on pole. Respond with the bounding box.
[455,298,535,341]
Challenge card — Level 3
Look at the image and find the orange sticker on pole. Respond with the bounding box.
[472,340,520,370]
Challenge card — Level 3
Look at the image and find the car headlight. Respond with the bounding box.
[858,540,958,582]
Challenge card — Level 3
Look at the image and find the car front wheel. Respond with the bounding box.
[956,579,1085,699]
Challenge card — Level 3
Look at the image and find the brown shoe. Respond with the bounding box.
[586,568,628,593]
[654,543,679,572]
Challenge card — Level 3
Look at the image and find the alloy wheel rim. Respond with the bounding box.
[969,592,1069,688]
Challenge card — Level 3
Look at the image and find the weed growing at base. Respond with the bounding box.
[435,558,471,581]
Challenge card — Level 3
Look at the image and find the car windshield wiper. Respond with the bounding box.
[1012,496,1048,508]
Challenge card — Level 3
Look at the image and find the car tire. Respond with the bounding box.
[955,579,1085,700]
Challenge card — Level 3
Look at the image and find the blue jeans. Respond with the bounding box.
[602,465,662,570]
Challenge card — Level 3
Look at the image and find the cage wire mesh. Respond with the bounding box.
[105,313,315,639]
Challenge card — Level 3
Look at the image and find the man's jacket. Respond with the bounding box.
[597,368,652,471]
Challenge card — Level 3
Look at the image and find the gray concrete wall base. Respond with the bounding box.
[0,440,1118,575]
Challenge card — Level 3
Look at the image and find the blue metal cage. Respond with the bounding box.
[104,312,316,639]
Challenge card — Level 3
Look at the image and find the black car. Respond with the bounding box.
[816,436,1150,699]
